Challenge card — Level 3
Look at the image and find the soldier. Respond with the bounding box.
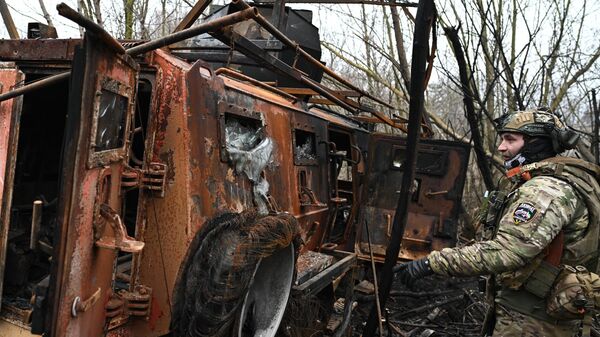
[396,110,600,337]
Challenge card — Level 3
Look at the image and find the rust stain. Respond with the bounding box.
[147,296,163,331]
[159,150,175,182]
[204,136,215,157]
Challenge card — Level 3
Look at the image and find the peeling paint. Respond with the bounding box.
[204,137,215,157]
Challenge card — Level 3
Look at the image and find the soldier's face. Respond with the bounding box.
[498,132,525,161]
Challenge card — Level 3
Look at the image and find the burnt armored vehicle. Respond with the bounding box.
[0,1,470,336]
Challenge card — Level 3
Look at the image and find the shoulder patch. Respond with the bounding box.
[513,202,537,224]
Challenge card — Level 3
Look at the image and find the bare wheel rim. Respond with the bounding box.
[237,243,295,337]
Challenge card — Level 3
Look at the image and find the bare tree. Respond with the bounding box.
[426,0,600,203]
[0,0,19,38]
[123,0,134,39]
[38,0,54,27]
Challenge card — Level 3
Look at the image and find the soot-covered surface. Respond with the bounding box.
[350,275,486,337]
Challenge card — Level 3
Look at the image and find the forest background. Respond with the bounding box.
[2,0,600,228]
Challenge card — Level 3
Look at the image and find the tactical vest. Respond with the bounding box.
[483,157,600,322]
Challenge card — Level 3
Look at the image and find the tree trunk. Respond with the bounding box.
[360,4,375,93]
[92,0,102,26]
[444,26,495,191]
[363,1,436,335]
[124,0,135,39]
[390,4,411,93]
[38,0,54,27]
[0,0,19,39]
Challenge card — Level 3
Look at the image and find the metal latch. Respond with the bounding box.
[121,162,167,197]
[72,287,102,317]
[299,186,327,207]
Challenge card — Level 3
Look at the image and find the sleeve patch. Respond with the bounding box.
[513,202,537,224]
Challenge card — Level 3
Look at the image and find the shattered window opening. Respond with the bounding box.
[294,129,317,165]
[94,89,128,152]
[224,114,264,152]
[224,114,274,214]
[391,147,448,176]
[338,158,352,182]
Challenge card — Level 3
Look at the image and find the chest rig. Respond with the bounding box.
[483,157,600,322]
[485,157,600,270]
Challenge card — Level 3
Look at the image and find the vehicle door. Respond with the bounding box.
[48,33,142,337]
[0,65,25,307]
[356,134,470,262]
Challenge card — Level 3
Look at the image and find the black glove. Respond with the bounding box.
[394,258,433,288]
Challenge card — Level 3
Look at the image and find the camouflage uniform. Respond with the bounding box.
[428,160,596,337]
[393,110,600,336]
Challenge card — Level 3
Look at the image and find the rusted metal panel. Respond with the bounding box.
[217,72,330,251]
[132,50,355,335]
[0,39,80,62]
[289,112,329,250]
[356,134,470,262]
[130,49,193,336]
[51,33,139,337]
[186,74,367,254]
[0,65,24,310]
[221,75,303,112]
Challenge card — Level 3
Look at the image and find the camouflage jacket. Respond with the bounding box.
[428,158,599,285]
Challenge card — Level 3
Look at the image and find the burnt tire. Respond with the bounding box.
[171,209,300,337]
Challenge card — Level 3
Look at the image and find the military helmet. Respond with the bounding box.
[495,110,564,136]
[494,110,579,152]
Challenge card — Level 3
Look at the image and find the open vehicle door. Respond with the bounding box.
[47,33,142,336]
[0,66,25,308]
[356,134,470,262]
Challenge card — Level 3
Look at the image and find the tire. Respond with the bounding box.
[171,209,300,337]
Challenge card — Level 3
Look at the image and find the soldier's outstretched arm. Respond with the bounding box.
[427,176,585,276]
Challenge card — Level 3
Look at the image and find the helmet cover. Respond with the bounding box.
[495,110,565,137]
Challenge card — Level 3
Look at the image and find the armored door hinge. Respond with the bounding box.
[122,162,167,197]
[106,285,152,330]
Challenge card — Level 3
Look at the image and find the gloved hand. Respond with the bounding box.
[394,258,433,288]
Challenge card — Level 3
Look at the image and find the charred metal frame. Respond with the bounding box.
[0,1,424,135]
[216,67,298,101]
[233,0,394,111]
[0,5,259,103]
[213,0,415,131]
[292,250,355,296]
